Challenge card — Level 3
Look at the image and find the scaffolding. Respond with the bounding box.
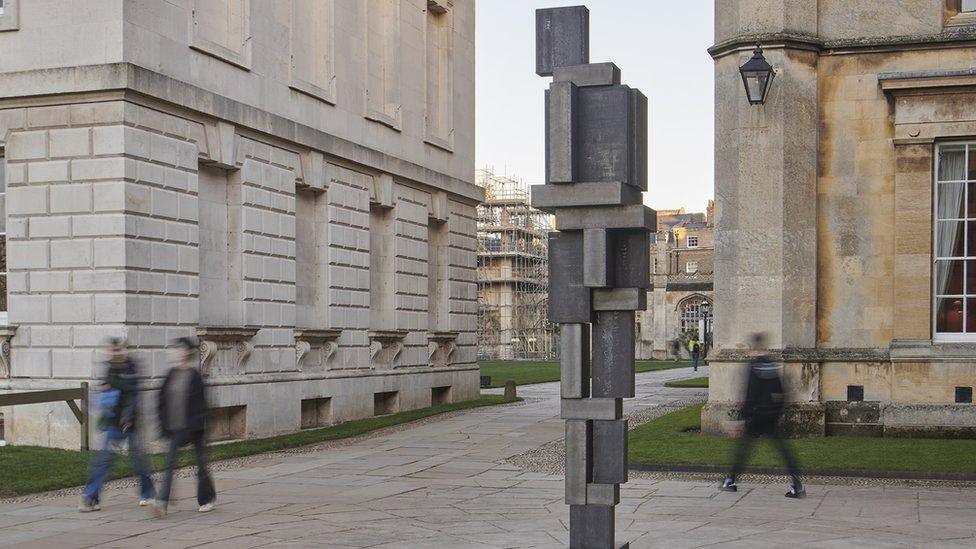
[476,168,557,360]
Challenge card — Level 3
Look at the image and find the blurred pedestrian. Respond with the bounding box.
[154,337,216,517]
[720,332,805,498]
[670,339,681,361]
[80,337,155,512]
[688,337,702,371]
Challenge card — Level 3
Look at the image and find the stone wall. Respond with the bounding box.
[0,0,479,449]
[707,0,976,437]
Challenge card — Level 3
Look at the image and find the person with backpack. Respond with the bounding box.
[154,336,216,517]
[80,338,156,512]
[720,332,805,498]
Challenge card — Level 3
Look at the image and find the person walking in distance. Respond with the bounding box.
[720,332,805,498]
[688,337,702,371]
[154,337,216,516]
[80,338,156,512]
[670,339,681,362]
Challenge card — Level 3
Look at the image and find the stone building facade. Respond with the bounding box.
[707,0,976,437]
[0,0,480,448]
[637,206,715,360]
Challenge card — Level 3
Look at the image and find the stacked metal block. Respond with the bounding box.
[531,6,653,549]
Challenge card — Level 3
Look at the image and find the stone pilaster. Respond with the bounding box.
[705,0,822,436]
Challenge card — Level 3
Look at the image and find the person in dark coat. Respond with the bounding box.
[154,337,216,516]
[80,338,155,512]
[720,332,805,498]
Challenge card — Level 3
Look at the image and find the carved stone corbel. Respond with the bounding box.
[294,329,342,371]
[199,339,219,373]
[0,325,17,378]
[201,120,241,170]
[368,330,408,369]
[428,331,459,367]
[195,326,259,377]
[236,340,254,371]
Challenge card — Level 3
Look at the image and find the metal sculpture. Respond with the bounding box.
[532,6,653,548]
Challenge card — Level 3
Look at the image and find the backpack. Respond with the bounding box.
[95,388,121,429]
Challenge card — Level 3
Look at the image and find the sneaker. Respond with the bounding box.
[719,478,738,492]
[198,502,215,513]
[78,498,100,512]
[785,486,806,499]
[139,499,152,507]
[152,500,167,518]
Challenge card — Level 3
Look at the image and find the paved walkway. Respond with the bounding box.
[2,366,976,548]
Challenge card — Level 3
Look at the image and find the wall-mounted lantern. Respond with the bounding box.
[739,43,775,105]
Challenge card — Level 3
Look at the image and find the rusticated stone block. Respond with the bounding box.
[561,323,590,399]
[592,311,636,398]
[530,181,642,209]
[548,231,591,323]
[570,504,615,549]
[565,420,592,504]
[536,6,589,77]
[592,419,628,484]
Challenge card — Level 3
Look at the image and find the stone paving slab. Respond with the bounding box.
[2,366,976,547]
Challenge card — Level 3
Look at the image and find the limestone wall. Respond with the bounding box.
[0,98,478,447]
[707,0,976,437]
[0,1,479,448]
[120,0,475,184]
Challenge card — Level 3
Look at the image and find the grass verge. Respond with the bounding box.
[664,376,709,388]
[629,404,976,475]
[0,394,518,498]
[479,360,691,388]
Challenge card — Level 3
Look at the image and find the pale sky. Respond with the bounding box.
[475,0,715,213]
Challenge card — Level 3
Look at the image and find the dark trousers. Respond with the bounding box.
[157,429,215,506]
[728,416,802,486]
[691,351,700,370]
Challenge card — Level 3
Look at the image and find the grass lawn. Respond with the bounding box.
[664,376,709,388]
[629,404,976,475]
[0,394,517,498]
[479,360,691,388]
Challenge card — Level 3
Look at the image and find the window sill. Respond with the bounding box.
[946,12,976,28]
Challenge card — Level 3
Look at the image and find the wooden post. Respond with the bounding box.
[80,381,89,452]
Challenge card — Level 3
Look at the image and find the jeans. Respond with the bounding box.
[691,351,700,371]
[728,417,802,487]
[82,426,155,503]
[157,429,215,506]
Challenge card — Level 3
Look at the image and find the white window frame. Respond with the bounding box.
[933,142,976,342]
[0,0,18,32]
[685,261,698,274]
[686,235,699,248]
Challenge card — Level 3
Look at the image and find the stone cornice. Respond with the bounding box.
[710,29,976,60]
[709,347,890,363]
[0,364,481,392]
[709,340,976,363]
[708,33,823,59]
[878,68,976,92]
[0,62,484,204]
